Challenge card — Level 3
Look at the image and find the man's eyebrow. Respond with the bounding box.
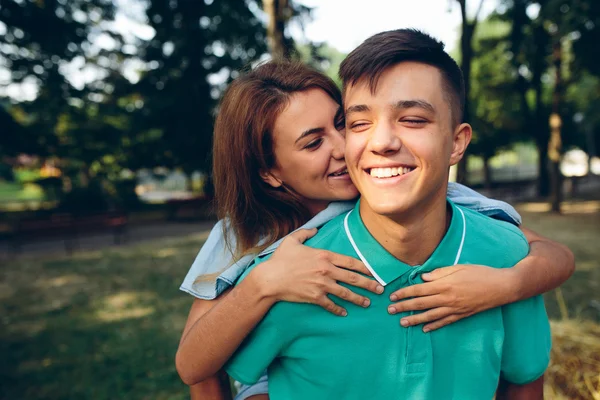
[295,127,324,144]
[393,100,435,113]
[345,104,370,116]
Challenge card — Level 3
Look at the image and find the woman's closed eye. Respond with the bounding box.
[304,138,323,150]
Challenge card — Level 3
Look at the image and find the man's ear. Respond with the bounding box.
[260,169,283,188]
[449,123,472,166]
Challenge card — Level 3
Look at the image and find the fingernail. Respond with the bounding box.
[341,310,348,317]
[388,306,396,314]
[363,299,370,307]
[400,318,409,327]
[390,294,398,301]
[423,327,430,333]
[376,285,384,294]
[422,273,431,280]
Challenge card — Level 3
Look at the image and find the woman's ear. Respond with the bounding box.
[260,170,283,188]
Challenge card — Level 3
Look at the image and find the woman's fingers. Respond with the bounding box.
[389,282,442,301]
[326,281,371,308]
[286,228,318,244]
[397,307,454,329]
[330,267,384,294]
[422,314,463,332]
[317,296,348,317]
[388,295,444,314]
[322,250,372,276]
[420,265,462,282]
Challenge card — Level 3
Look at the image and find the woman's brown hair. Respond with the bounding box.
[212,60,342,260]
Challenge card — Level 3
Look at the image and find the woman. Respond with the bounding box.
[176,61,574,399]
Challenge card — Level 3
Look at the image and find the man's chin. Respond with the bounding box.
[361,197,412,218]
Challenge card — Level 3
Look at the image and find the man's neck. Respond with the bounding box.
[359,195,451,266]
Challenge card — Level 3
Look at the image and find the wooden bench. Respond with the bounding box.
[165,195,214,220]
[7,211,128,254]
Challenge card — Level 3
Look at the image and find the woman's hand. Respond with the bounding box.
[387,265,517,332]
[247,228,384,316]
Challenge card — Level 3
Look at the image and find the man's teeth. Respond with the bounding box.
[332,169,348,176]
[369,167,413,178]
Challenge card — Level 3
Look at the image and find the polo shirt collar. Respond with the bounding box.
[343,199,466,286]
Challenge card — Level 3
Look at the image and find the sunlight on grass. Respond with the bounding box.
[156,248,177,258]
[519,200,600,214]
[34,274,88,289]
[92,291,157,323]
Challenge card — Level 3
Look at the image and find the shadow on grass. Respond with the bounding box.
[0,237,205,400]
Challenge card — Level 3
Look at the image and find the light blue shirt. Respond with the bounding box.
[180,183,521,300]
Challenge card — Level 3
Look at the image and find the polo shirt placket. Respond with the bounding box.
[343,200,467,374]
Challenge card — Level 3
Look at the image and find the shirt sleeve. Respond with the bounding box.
[500,295,552,384]
[498,230,551,384]
[447,182,522,226]
[225,260,292,385]
[179,219,236,299]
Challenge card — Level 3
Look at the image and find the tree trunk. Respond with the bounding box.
[483,154,492,190]
[549,39,563,213]
[264,0,292,59]
[455,0,484,184]
[536,142,550,197]
[531,22,550,197]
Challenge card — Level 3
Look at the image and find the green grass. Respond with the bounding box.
[0,202,598,399]
[516,201,600,323]
[0,234,208,400]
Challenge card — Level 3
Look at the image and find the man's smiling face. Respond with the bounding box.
[343,61,469,218]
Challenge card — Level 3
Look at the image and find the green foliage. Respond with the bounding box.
[297,42,346,87]
[128,0,268,175]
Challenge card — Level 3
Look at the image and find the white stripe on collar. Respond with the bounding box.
[343,206,467,286]
[453,207,466,265]
[343,211,387,286]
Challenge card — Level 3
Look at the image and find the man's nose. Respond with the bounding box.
[368,121,402,155]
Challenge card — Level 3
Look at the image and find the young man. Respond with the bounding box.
[225,29,551,399]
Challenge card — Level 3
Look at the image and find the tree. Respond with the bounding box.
[0,0,121,161]
[454,0,487,184]
[469,19,522,188]
[263,0,313,59]
[130,0,268,186]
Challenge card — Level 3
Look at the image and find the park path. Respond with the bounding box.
[2,175,598,261]
[0,219,218,261]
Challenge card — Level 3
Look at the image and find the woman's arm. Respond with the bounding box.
[387,226,575,331]
[178,298,232,400]
[189,370,232,400]
[496,376,544,400]
[176,229,383,386]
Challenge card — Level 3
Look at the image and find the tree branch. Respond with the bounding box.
[473,0,486,29]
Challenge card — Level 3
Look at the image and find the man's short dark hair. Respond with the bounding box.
[339,29,465,127]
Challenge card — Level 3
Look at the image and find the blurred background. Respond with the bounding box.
[0,0,599,399]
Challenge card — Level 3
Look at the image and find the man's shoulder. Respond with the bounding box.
[458,204,529,265]
[303,211,350,250]
[460,204,525,240]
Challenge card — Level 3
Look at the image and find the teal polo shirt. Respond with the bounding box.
[225,200,551,400]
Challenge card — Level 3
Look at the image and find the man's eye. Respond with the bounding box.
[350,122,368,130]
[402,119,427,125]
